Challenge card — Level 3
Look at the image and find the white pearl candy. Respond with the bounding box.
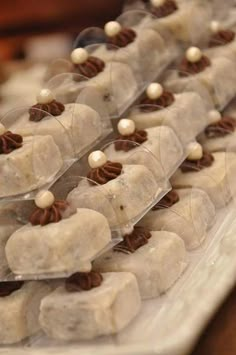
[210,21,221,34]
[104,21,122,37]
[37,89,54,104]
[146,83,164,100]
[35,190,55,209]
[150,0,165,6]
[186,47,202,63]
[187,142,203,161]
[88,151,107,169]
[208,110,221,124]
[118,119,136,136]
[71,48,89,65]
[0,123,6,135]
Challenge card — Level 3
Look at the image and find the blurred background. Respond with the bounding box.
[0,0,124,61]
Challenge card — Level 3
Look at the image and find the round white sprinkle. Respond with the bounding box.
[210,21,221,34]
[36,89,54,104]
[88,151,107,169]
[187,142,203,161]
[150,0,165,6]
[71,48,89,64]
[146,83,164,100]
[35,190,55,209]
[186,47,203,63]
[0,123,6,135]
[208,110,221,124]
[104,21,122,37]
[118,119,136,136]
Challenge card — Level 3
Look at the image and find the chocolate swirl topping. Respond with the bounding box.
[0,131,23,154]
[151,0,178,18]
[65,271,103,292]
[140,91,175,112]
[114,226,151,253]
[107,28,136,49]
[30,200,68,226]
[0,281,24,297]
[180,151,214,173]
[179,56,211,77]
[152,189,179,210]
[29,100,65,122]
[205,116,236,138]
[209,30,235,47]
[87,161,122,185]
[73,56,105,80]
[114,130,148,152]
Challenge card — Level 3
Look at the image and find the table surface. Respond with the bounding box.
[192,286,236,355]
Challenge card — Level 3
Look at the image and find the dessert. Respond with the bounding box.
[147,0,212,44]
[104,118,183,178]
[129,83,208,144]
[53,48,138,115]
[0,281,51,344]
[171,142,236,207]
[0,124,63,197]
[139,188,215,249]
[94,227,187,299]
[164,47,236,109]
[199,110,236,152]
[8,89,102,159]
[5,191,111,276]
[93,21,169,81]
[39,271,141,340]
[66,151,159,227]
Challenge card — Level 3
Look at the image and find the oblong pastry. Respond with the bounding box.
[0,281,51,344]
[39,271,141,340]
[164,47,236,109]
[0,128,63,197]
[129,83,208,145]
[66,151,159,227]
[54,48,138,115]
[8,89,102,159]
[104,119,183,178]
[6,191,111,276]
[171,142,236,208]
[139,188,215,249]
[94,228,187,299]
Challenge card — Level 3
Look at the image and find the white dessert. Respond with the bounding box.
[67,164,159,227]
[104,125,183,179]
[94,25,169,81]
[129,91,208,144]
[0,281,51,344]
[164,55,236,110]
[148,1,212,44]
[54,61,138,115]
[39,272,141,340]
[171,152,236,208]
[139,188,215,249]
[0,135,63,198]
[9,101,102,159]
[94,231,187,299]
[199,130,236,153]
[5,208,111,276]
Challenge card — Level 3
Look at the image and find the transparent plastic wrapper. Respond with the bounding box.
[204,27,236,63]
[66,150,170,232]
[46,55,139,118]
[139,187,216,250]
[171,148,236,208]
[4,180,123,281]
[163,55,236,110]
[128,92,208,146]
[224,139,236,209]
[123,0,213,45]
[210,0,234,20]
[102,124,184,179]
[0,107,72,201]
[94,229,188,300]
